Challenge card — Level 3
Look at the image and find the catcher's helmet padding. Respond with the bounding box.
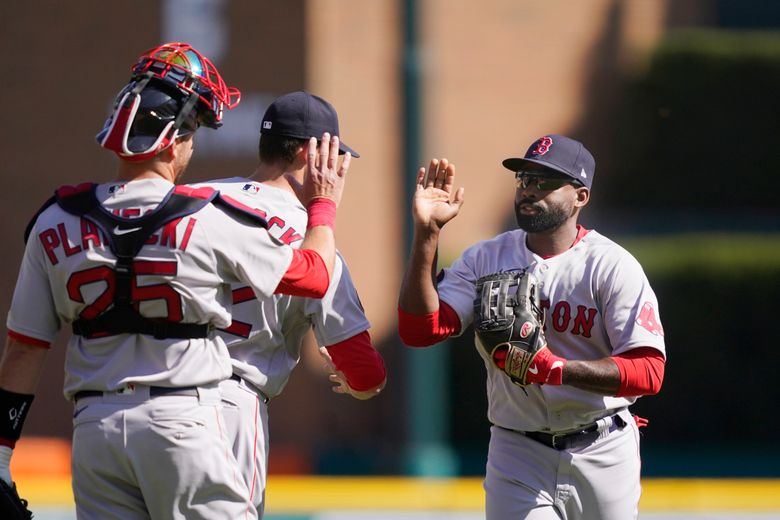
[97,42,240,161]
[96,79,199,161]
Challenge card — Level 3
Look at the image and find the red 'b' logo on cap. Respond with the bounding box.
[532,136,553,156]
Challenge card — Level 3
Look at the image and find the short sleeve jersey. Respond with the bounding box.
[192,178,370,398]
[6,178,293,399]
[437,228,665,432]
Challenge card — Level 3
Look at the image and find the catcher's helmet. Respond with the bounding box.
[97,42,241,161]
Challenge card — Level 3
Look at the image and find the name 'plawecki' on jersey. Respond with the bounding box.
[34,191,305,268]
[35,210,197,266]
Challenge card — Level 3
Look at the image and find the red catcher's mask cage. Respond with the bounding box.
[131,42,241,128]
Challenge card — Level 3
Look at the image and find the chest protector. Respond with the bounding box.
[26,183,268,340]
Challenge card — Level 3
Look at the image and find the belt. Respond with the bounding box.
[73,386,199,402]
[228,373,270,404]
[501,414,625,451]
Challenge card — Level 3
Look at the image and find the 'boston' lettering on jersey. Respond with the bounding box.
[539,299,598,338]
[37,215,198,266]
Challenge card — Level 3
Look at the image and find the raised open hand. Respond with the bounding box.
[302,132,351,207]
[412,158,465,232]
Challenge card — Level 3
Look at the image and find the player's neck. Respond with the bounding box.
[525,221,580,257]
[251,162,301,193]
[116,160,176,184]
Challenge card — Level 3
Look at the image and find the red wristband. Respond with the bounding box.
[306,198,337,230]
[525,346,567,386]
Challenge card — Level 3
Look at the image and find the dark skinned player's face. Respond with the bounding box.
[513,174,582,233]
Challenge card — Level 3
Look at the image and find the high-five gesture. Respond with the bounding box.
[399,157,465,315]
[413,158,465,232]
[302,132,351,207]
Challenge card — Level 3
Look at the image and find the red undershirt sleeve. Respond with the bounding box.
[397,301,462,347]
[324,331,387,391]
[274,249,329,298]
[611,347,666,397]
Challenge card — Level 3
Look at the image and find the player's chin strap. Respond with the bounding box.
[56,184,218,339]
[98,75,200,162]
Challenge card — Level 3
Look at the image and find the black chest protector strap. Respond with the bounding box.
[56,185,217,339]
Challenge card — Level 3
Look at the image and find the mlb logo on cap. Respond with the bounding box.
[259,90,360,158]
[502,134,596,189]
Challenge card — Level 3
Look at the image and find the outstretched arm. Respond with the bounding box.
[398,159,464,315]
[275,133,350,297]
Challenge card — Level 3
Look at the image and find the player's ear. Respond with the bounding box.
[292,143,308,169]
[574,187,589,208]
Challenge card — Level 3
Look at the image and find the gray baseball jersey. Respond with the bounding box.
[438,228,665,432]
[194,177,370,397]
[437,227,664,519]
[8,178,292,399]
[6,177,307,519]
[193,177,371,514]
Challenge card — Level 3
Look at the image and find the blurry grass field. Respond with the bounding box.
[620,233,780,273]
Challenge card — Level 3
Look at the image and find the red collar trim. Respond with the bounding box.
[539,225,591,259]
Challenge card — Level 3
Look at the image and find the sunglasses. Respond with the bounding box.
[515,172,583,191]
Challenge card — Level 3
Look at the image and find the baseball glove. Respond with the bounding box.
[0,479,32,519]
[474,271,546,387]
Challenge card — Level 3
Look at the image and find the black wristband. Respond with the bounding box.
[0,389,35,441]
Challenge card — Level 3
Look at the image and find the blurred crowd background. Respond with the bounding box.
[1,0,778,482]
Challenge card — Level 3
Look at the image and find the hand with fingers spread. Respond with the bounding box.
[413,158,465,233]
[318,347,384,400]
[302,132,351,207]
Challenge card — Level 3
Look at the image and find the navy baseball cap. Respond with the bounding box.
[502,134,595,189]
[260,90,359,157]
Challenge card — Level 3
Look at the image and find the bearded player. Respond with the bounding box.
[398,135,665,519]
[0,44,349,519]
[192,91,386,516]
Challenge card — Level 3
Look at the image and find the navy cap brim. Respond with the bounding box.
[339,141,360,158]
[261,127,360,158]
[502,157,576,180]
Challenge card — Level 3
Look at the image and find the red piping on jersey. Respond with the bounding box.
[275,249,329,298]
[247,396,260,509]
[173,185,216,200]
[7,331,50,349]
[218,194,267,218]
[611,347,665,397]
[55,182,95,198]
[539,225,591,260]
[324,331,386,391]
[397,301,462,347]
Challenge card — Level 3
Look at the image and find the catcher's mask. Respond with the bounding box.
[97,42,241,161]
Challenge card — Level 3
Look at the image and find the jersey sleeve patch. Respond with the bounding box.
[635,301,664,336]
